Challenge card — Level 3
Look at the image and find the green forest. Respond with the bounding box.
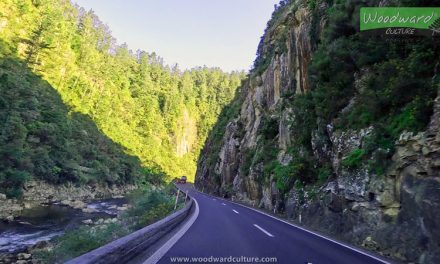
[0,0,244,197]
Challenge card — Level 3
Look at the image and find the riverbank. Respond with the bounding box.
[32,186,180,264]
[0,198,128,253]
[0,180,136,263]
[0,180,136,221]
[0,198,127,264]
[0,185,182,264]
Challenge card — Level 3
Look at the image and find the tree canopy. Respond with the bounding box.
[0,0,244,196]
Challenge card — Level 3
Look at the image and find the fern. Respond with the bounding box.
[429,17,440,35]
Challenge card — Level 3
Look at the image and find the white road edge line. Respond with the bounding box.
[232,209,239,214]
[194,189,390,264]
[221,203,226,206]
[253,224,274,237]
[143,197,200,264]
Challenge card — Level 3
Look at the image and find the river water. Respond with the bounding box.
[0,198,126,254]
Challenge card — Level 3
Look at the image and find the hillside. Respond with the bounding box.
[195,0,440,263]
[0,42,150,198]
[0,0,244,194]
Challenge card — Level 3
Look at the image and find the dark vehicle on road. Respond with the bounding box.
[179,176,187,184]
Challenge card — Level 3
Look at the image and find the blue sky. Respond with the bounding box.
[73,0,280,72]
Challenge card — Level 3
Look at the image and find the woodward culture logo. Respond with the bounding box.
[360,7,440,37]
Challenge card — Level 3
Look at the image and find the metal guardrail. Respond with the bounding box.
[66,193,194,264]
[173,187,189,211]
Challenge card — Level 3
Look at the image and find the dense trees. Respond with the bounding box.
[0,0,243,195]
[0,49,151,197]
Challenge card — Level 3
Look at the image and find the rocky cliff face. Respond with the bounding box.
[196,1,440,263]
[197,1,324,198]
[291,93,440,263]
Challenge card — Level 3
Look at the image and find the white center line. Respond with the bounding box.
[221,203,226,206]
[212,198,216,201]
[253,224,275,237]
[232,209,239,214]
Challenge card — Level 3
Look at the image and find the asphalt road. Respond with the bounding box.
[152,184,390,264]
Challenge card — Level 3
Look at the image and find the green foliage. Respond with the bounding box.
[200,0,440,197]
[253,1,293,76]
[222,184,234,198]
[317,166,331,184]
[126,187,174,229]
[304,0,438,176]
[34,185,177,263]
[341,149,365,169]
[291,93,316,147]
[0,0,244,188]
[247,118,279,181]
[262,160,277,179]
[308,0,317,10]
[269,149,317,194]
[273,161,295,194]
[137,203,174,228]
[204,88,244,170]
[0,170,31,198]
[309,0,438,133]
[260,116,279,141]
[241,148,256,176]
[34,223,130,263]
[305,186,319,201]
[0,52,158,196]
[294,180,304,191]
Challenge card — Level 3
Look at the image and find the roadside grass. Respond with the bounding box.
[33,223,130,263]
[32,184,183,263]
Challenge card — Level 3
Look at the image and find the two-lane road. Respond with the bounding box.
[148,185,390,264]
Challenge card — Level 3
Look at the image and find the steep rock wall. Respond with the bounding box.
[196,1,440,263]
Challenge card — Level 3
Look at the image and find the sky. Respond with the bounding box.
[73,0,280,72]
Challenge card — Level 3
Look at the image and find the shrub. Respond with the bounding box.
[263,160,277,178]
[241,148,256,176]
[271,151,317,194]
[137,203,175,228]
[260,116,279,141]
[127,189,173,215]
[317,166,332,184]
[273,161,296,194]
[34,223,129,263]
[341,149,365,169]
[34,186,178,263]
[0,170,31,198]
[126,188,174,229]
[291,93,316,147]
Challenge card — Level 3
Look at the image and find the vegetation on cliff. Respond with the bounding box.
[0,0,244,196]
[304,0,439,177]
[196,0,440,262]
[203,0,439,194]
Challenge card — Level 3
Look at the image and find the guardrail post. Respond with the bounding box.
[184,191,188,205]
[174,189,180,211]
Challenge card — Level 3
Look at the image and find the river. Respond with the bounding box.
[0,198,126,255]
